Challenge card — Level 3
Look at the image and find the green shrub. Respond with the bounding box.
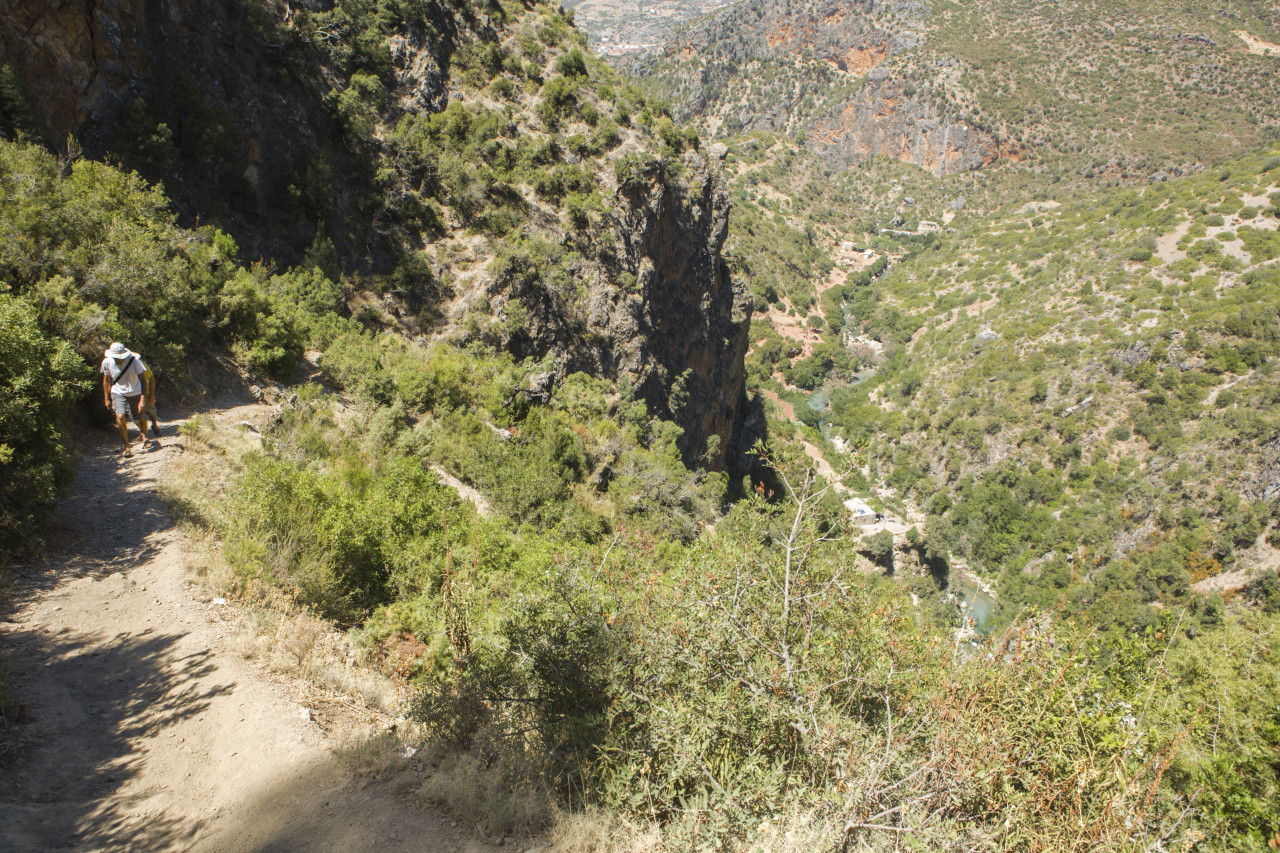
[537,77,578,128]
[555,49,588,78]
[0,139,300,378]
[0,295,90,558]
[228,450,476,623]
[325,72,384,140]
[490,77,516,100]
[862,528,895,563]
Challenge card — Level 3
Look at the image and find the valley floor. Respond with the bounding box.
[0,413,492,853]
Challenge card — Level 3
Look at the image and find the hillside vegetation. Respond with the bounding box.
[1,0,1279,850]
[624,0,1280,186]
[806,149,1280,629]
[5,126,1274,847]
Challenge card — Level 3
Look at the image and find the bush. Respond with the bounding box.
[405,466,1251,848]
[537,77,577,129]
[228,450,475,623]
[0,295,90,558]
[862,528,895,563]
[0,139,298,377]
[554,49,588,79]
[328,72,387,142]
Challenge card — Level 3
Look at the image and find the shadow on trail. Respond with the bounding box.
[0,625,234,851]
[0,383,482,851]
[0,424,229,850]
[2,437,175,602]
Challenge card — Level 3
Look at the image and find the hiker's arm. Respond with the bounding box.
[103,373,112,408]
[142,369,155,403]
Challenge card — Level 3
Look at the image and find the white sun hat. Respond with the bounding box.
[105,342,130,358]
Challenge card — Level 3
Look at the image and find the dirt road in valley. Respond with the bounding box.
[0,423,492,853]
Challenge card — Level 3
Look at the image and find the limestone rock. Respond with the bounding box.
[1118,340,1152,365]
[623,0,1007,176]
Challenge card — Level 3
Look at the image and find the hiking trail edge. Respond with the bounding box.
[0,416,495,853]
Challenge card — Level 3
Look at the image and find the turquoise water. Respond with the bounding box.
[804,369,875,419]
[954,576,995,630]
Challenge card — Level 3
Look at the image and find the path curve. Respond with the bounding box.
[1,423,491,852]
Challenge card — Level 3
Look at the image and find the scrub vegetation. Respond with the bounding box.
[1,0,1279,848]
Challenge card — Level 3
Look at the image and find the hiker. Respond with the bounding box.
[101,342,160,457]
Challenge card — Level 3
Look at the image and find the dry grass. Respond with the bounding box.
[159,409,403,720]
[540,808,663,853]
[416,748,554,838]
[742,812,843,852]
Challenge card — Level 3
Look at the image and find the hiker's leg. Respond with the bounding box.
[126,396,146,443]
[110,393,132,447]
[142,401,160,439]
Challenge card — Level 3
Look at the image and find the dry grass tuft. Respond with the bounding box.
[741,812,841,852]
[415,748,554,839]
[541,807,663,853]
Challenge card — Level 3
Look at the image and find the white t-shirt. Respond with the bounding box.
[102,354,148,396]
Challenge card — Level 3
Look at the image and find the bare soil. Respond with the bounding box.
[0,419,494,852]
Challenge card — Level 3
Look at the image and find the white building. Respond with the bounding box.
[844,497,877,525]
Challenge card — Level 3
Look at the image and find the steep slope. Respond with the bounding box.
[806,147,1280,630]
[617,0,1280,182]
[0,0,751,468]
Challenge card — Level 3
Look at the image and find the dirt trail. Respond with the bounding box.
[0,424,492,852]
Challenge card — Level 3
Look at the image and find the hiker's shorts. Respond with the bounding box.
[112,392,143,422]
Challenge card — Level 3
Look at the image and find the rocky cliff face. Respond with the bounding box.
[603,152,751,469]
[0,0,389,263]
[1,0,752,471]
[0,0,143,138]
[621,0,1006,175]
[805,72,1000,175]
[486,151,751,470]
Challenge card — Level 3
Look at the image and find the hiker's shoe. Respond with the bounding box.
[121,447,133,459]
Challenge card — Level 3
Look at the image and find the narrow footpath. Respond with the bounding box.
[0,423,491,852]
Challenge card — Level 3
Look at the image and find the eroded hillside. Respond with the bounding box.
[0,0,752,468]
[616,0,1280,183]
[766,148,1280,631]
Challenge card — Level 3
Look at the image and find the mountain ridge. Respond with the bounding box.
[615,0,1280,184]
